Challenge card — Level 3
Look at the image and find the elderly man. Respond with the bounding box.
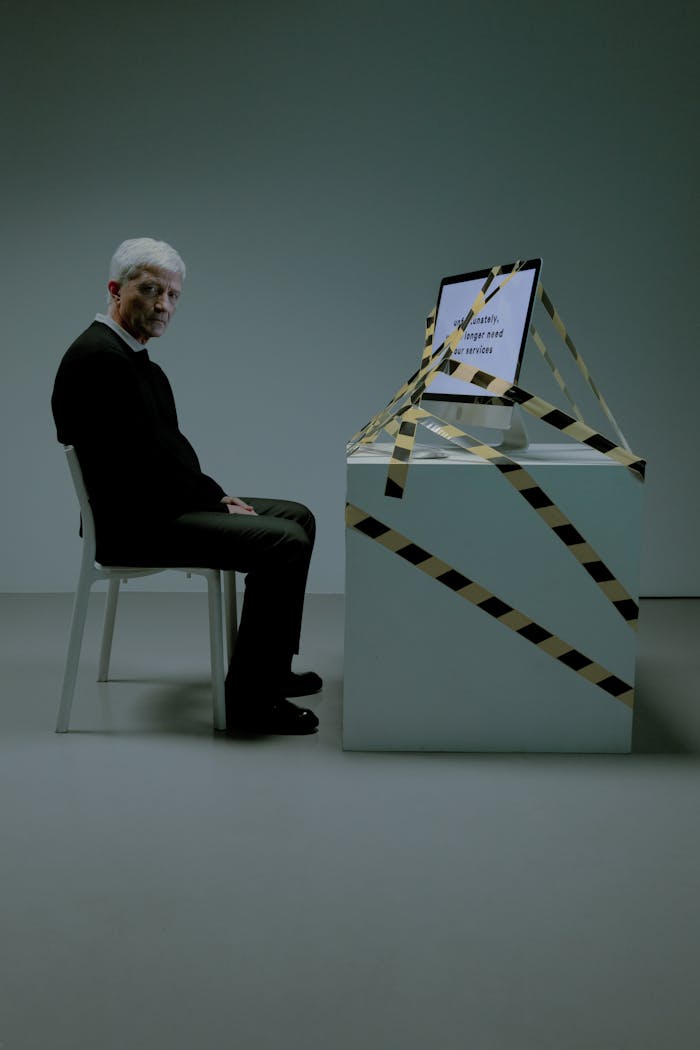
[52,237,320,735]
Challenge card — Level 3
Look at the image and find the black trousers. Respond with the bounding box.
[106,499,315,709]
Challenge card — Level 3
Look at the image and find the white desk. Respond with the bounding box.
[344,444,643,752]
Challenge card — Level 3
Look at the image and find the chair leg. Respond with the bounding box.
[98,578,121,682]
[207,572,227,731]
[223,570,238,665]
[56,567,94,733]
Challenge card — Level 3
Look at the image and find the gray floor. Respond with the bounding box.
[1,593,699,1050]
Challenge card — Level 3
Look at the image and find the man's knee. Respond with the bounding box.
[275,520,313,566]
[292,502,315,543]
[248,498,315,544]
[246,517,311,574]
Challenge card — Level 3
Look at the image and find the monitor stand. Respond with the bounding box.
[412,405,530,458]
[496,405,529,452]
[350,407,530,459]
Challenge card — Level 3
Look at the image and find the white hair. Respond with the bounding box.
[108,237,186,286]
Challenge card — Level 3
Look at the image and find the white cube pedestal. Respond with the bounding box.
[344,444,643,753]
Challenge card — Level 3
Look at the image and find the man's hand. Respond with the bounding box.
[221,496,257,516]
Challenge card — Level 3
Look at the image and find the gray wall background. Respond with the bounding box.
[1,0,697,595]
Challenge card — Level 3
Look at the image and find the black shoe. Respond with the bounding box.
[227,698,319,736]
[286,670,323,697]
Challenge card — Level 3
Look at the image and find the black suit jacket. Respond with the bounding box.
[52,322,227,560]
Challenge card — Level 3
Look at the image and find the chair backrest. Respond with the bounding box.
[63,445,98,561]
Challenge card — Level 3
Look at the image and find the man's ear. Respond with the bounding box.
[107,280,121,299]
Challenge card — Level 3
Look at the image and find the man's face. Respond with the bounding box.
[108,266,182,344]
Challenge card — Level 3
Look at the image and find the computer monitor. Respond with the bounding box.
[422,259,541,444]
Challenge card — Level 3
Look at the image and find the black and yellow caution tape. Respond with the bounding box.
[348,264,515,453]
[362,270,645,500]
[432,357,646,479]
[399,405,639,629]
[381,267,526,480]
[536,283,631,451]
[419,307,436,372]
[385,411,421,499]
[346,503,634,708]
[351,274,643,483]
[348,308,442,452]
[347,266,643,713]
[529,322,584,422]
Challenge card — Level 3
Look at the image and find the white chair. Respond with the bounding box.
[56,445,237,733]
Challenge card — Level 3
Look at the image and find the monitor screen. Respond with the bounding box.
[424,259,541,405]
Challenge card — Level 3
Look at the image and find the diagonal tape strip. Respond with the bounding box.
[536,283,631,451]
[408,407,639,630]
[385,405,424,499]
[419,309,436,372]
[435,358,646,479]
[529,323,584,422]
[349,264,513,453]
[347,314,442,452]
[383,266,524,492]
[346,503,634,708]
[348,305,446,451]
[353,269,644,624]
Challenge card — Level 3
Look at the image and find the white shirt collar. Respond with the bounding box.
[94,313,148,354]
